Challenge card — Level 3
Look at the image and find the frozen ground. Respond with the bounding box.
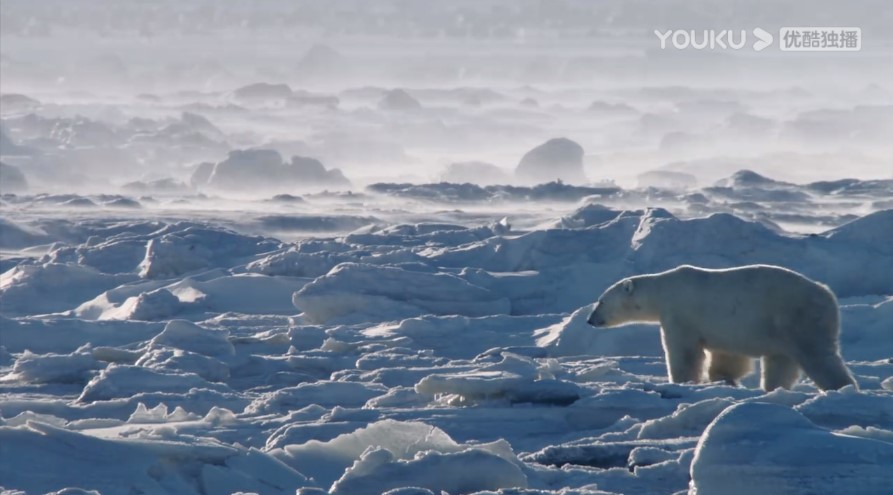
[2,1,893,493]
[1,178,892,494]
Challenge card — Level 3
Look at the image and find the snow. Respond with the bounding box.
[330,446,528,495]
[0,183,893,494]
[1,190,891,493]
[2,6,892,491]
[0,421,310,495]
[293,262,512,323]
[149,320,235,356]
[690,402,893,495]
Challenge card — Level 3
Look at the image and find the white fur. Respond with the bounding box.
[587,264,857,391]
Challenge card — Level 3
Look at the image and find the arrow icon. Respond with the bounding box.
[753,28,773,51]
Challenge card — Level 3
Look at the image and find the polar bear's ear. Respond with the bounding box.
[622,279,634,294]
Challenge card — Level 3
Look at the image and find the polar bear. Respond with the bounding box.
[587,265,856,391]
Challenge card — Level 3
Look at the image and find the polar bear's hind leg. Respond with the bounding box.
[796,352,857,391]
[707,351,753,385]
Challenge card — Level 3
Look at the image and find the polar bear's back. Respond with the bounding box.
[668,264,830,295]
[656,264,839,355]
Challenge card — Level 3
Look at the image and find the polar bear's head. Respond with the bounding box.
[587,277,647,327]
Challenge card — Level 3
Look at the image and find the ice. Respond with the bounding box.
[330,447,528,495]
[794,387,893,429]
[78,364,233,402]
[276,419,526,493]
[2,3,892,493]
[2,199,892,493]
[637,398,736,440]
[5,348,102,384]
[247,381,388,414]
[293,262,512,323]
[0,262,136,316]
[0,217,48,249]
[416,354,581,406]
[0,421,310,495]
[690,402,893,495]
[149,320,235,356]
[138,224,280,279]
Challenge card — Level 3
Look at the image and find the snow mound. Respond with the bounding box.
[277,419,525,493]
[78,364,232,402]
[331,447,527,495]
[136,348,230,383]
[278,420,459,485]
[138,224,278,278]
[0,262,135,316]
[108,288,184,321]
[630,209,893,297]
[823,209,893,253]
[416,354,581,406]
[6,348,103,384]
[293,263,511,323]
[0,217,48,248]
[149,320,235,357]
[247,381,387,414]
[246,245,357,278]
[690,402,893,495]
[0,421,309,494]
[795,387,893,429]
[547,204,624,229]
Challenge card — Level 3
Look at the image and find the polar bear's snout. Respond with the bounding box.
[587,304,605,327]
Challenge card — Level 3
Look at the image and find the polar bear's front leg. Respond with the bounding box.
[761,354,800,391]
[660,324,705,383]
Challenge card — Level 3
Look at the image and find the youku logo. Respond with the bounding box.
[656,27,862,52]
[654,28,774,52]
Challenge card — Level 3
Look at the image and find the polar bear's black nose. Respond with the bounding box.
[587,306,604,327]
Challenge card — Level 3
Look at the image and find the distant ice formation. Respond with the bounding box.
[0,161,28,192]
[515,137,586,185]
[378,89,422,111]
[193,149,350,193]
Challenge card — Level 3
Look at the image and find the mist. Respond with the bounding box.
[2,3,893,495]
